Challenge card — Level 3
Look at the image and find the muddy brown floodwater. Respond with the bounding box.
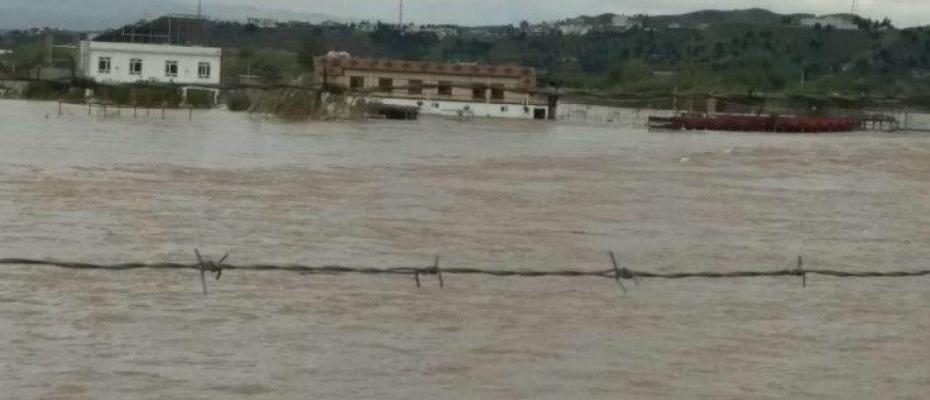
[0,99,928,399]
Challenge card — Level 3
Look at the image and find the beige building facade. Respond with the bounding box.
[314,55,554,119]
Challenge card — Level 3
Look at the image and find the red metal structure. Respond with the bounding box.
[648,115,859,133]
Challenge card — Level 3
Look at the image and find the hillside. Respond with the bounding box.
[572,9,816,29]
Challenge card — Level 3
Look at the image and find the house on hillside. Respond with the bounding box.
[526,22,555,36]
[246,17,278,29]
[799,15,858,30]
[611,14,642,30]
[356,21,376,33]
[559,24,591,35]
[314,54,555,120]
[420,26,459,39]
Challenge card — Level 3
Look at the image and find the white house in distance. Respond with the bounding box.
[799,15,859,30]
[78,41,222,86]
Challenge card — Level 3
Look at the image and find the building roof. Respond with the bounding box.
[82,40,221,57]
[319,56,535,80]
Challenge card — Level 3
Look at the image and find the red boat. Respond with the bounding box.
[648,114,859,133]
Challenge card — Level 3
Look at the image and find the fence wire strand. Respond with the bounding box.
[2,257,928,281]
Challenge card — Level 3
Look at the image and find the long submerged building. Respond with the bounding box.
[314,53,556,120]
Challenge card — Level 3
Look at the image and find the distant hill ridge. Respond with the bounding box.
[565,8,839,28]
[0,0,346,31]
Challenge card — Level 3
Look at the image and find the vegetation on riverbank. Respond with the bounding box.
[17,81,215,108]
[242,89,367,120]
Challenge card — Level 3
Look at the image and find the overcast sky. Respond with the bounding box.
[209,0,926,27]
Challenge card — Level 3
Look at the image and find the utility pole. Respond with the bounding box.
[198,0,202,17]
[399,0,404,29]
[851,0,856,14]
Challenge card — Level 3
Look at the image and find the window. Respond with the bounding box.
[534,108,547,120]
[165,60,178,78]
[500,105,509,113]
[98,57,111,74]
[129,59,142,76]
[378,78,393,92]
[349,76,365,90]
[437,81,452,96]
[472,85,487,100]
[198,62,211,79]
[491,85,505,100]
[408,79,423,95]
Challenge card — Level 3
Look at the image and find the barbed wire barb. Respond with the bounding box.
[609,251,627,294]
[798,255,807,288]
[435,256,444,289]
[194,249,208,295]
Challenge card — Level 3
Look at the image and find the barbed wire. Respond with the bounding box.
[1,252,927,295]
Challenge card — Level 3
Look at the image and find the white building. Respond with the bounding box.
[559,24,591,35]
[420,26,458,39]
[356,21,376,33]
[800,16,859,30]
[611,15,641,30]
[246,17,278,29]
[78,41,222,86]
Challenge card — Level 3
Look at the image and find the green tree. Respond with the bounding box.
[297,36,325,72]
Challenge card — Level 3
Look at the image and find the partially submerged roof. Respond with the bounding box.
[318,56,535,81]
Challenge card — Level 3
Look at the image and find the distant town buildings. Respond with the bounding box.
[356,21,376,33]
[246,17,278,29]
[314,53,553,119]
[611,15,640,29]
[549,14,650,36]
[419,25,459,39]
[559,24,591,36]
[799,15,859,30]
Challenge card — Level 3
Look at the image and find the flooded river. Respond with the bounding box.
[1,99,928,399]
